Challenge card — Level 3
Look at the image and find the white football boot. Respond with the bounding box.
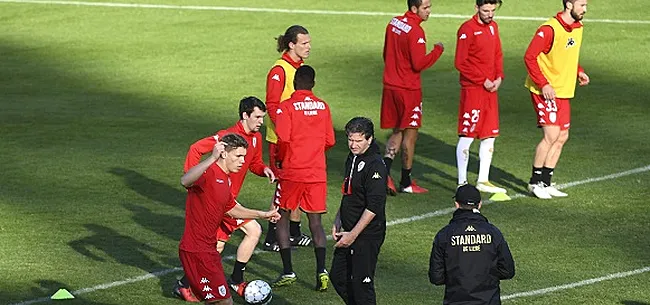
[545,183,568,197]
[528,182,552,199]
[476,181,507,194]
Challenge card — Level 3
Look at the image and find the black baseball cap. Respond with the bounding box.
[454,184,482,205]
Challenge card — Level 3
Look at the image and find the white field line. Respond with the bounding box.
[1,0,650,25]
[8,164,650,305]
[502,266,650,301]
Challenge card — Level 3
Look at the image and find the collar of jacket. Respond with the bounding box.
[450,208,488,224]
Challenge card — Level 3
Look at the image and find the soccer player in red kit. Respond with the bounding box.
[454,0,507,194]
[263,25,312,251]
[524,0,589,199]
[179,133,280,305]
[381,0,445,195]
[272,65,335,291]
[173,97,275,301]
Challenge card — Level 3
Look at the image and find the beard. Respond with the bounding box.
[570,9,584,21]
[480,15,492,24]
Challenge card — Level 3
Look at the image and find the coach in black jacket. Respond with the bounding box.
[429,184,515,305]
[331,117,387,305]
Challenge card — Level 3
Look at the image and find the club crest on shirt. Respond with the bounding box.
[252,137,257,148]
[357,161,365,172]
[218,285,227,297]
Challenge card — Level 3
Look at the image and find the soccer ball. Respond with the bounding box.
[243,280,272,305]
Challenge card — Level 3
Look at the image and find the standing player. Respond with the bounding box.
[272,65,335,291]
[454,0,507,194]
[178,133,280,305]
[173,97,275,302]
[263,25,312,251]
[381,0,445,195]
[331,117,387,305]
[524,0,590,199]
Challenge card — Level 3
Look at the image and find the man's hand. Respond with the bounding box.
[541,84,556,101]
[490,77,502,92]
[263,167,276,183]
[578,72,590,86]
[211,136,226,160]
[261,206,281,223]
[334,231,358,248]
[484,79,495,91]
[434,42,444,52]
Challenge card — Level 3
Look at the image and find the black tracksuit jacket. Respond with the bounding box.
[429,209,515,305]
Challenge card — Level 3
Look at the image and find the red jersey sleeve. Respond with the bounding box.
[265,65,286,124]
[494,23,505,80]
[524,25,554,88]
[408,27,444,72]
[454,23,486,85]
[224,193,237,213]
[248,134,268,177]
[183,135,219,172]
[275,103,291,161]
[324,106,335,150]
[577,64,585,75]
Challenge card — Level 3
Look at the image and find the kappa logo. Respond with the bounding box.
[304,96,313,101]
[538,110,545,116]
[463,120,471,127]
[417,37,426,44]
[462,127,469,133]
[463,112,471,119]
[218,285,227,297]
[216,179,224,184]
[271,74,280,81]
[372,172,381,180]
[474,31,483,35]
[362,277,372,283]
[413,106,421,112]
[202,285,212,292]
[357,161,365,172]
[537,103,545,109]
[459,33,467,40]
[200,278,210,284]
[537,31,545,38]
[539,118,547,124]
[410,113,419,120]
[236,219,245,225]
[409,121,418,127]
[566,37,576,48]
[465,225,476,232]
[205,293,215,299]
[402,17,408,22]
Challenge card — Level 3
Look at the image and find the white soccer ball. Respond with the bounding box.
[243,279,272,305]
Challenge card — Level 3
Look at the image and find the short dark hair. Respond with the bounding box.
[408,0,423,10]
[221,133,248,152]
[276,25,309,53]
[476,0,502,7]
[239,96,266,120]
[293,65,315,90]
[345,117,374,140]
[563,0,576,9]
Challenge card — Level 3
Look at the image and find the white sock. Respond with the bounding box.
[478,137,496,182]
[456,137,474,184]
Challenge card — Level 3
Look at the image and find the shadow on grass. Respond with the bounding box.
[621,301,650,305]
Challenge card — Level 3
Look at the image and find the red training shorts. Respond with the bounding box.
[457,87,500,139]
[179,250,230,301]
[530,93,571,130]
[277,180,327,213]
[216,216,252,242]
[380,87,423,129]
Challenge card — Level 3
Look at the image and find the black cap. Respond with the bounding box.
[454,184,482,205]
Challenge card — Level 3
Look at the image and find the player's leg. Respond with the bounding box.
[330,247,350,303]
[474,92,506,193]
[303,182,329,291]
[226,220,261,296]
[456,136,474,185]
[528,93,556,199]
[540,99,571,197]
[179,250,232,304]
[381,88,402,196]
[399,128,427,193]
[349,239,383,305]
[273,181,298,287]
[289,209,311,247]
[205,298,233,305]
[263,142,280,251]
[457,88,476,186]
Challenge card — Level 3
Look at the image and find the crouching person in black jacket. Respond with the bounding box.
[429,184,515,305]
[331,117,387,305]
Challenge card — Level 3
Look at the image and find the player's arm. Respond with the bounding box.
[226,203,281,222]
[409,28,444,72]
[496,236,516,279]
[524,25,553,89]
[181,142,223,187]
[248,134,271,176]
[324,106,336,150]
[183,135,219,172]
[265,65,286,124]
[577,64,589,86]
[454,24,487,86]
[494,24,505,80]
[274,103,291,162]
[429,232,447,285]
[331,208,342,241]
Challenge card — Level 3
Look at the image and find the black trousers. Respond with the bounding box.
[331,237,384,305]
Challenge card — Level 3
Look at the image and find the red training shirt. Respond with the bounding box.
[275,90,335,183]
[183,121,268,198]
[455,15,504,88]
[179,163,237,253]
[524,12,585,89]
[265,52,303,124]
[383,10,444,91]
